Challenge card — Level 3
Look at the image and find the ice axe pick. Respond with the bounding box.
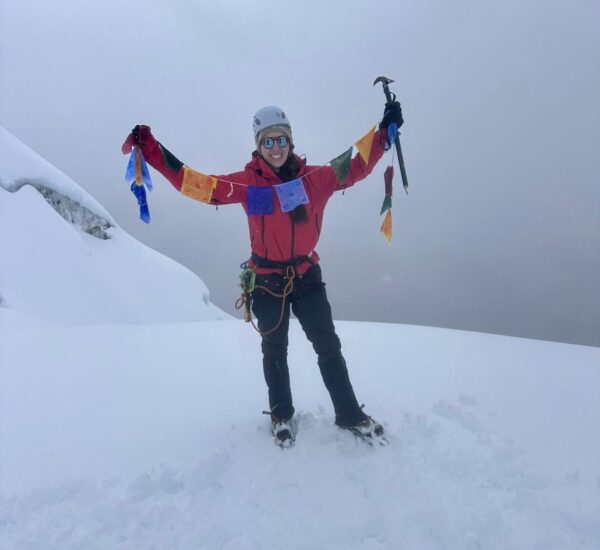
[373,76,409,193]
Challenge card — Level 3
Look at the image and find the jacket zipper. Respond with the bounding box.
[261,216,268,257]
[290,216,295,258]
[315,213,321,237]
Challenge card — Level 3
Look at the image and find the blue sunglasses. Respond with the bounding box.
[261,135,290,149]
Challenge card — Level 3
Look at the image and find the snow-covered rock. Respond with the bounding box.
[0,125,229,324]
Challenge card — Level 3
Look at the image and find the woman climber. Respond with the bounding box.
[123,100,403,447]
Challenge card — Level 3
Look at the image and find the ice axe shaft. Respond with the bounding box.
[374,76,409,194]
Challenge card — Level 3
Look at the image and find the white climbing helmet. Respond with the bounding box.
[252,105,292,142]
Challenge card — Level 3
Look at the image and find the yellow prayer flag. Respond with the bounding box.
[380,209,392,243]
[355,125,377,165]
[180,167,217,203]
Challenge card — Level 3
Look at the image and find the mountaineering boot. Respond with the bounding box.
[342,415,388,446]
[264,411,295,448]
[272,418,295,447]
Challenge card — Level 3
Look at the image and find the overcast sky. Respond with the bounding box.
[1,0,599,346]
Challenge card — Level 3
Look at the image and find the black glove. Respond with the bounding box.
[131,125,141,142]
[380,100,404,130]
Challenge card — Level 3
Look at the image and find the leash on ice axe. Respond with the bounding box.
[374,76,409,194]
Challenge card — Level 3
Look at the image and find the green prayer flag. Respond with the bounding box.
[160,144,184,172]
[330,147,353,184]
[380,194,392,215]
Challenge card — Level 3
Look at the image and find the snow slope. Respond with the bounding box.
[0,125,228,325]
[1,320,599,549]
[1,126,599,548]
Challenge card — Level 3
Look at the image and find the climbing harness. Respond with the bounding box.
[235,261,298,337]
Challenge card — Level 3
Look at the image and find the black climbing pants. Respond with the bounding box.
[250,264,367,427]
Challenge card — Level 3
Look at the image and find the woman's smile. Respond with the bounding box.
[260,131,290,170]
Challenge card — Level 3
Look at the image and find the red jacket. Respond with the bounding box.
[140,129,387,275]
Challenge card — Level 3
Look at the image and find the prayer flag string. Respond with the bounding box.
[183,123,381,191]
[122,123,401,240]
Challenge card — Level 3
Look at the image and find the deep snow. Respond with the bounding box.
[1,318,599,549]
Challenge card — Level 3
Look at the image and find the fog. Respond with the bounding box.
[1,0,598,346]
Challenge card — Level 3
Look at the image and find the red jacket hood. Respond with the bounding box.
[244,152,308,185]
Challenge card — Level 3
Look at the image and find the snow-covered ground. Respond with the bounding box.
[1,127,599,548]
[1,319,599,549]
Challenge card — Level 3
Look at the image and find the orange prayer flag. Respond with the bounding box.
[180,167,217,203]
[134,145,143,185]
[355,126,377,165]
[380,209,392,243]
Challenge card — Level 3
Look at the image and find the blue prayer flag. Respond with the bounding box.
[247,186,274,215]
[130,182,151,223]
[140,150,153,191]
[125,147,137,185]
[385,123,398,151]
[274,178,309,213]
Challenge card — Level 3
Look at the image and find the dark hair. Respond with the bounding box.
[278,153,308,223]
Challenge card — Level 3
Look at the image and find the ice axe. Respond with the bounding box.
[374,76,409,193]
